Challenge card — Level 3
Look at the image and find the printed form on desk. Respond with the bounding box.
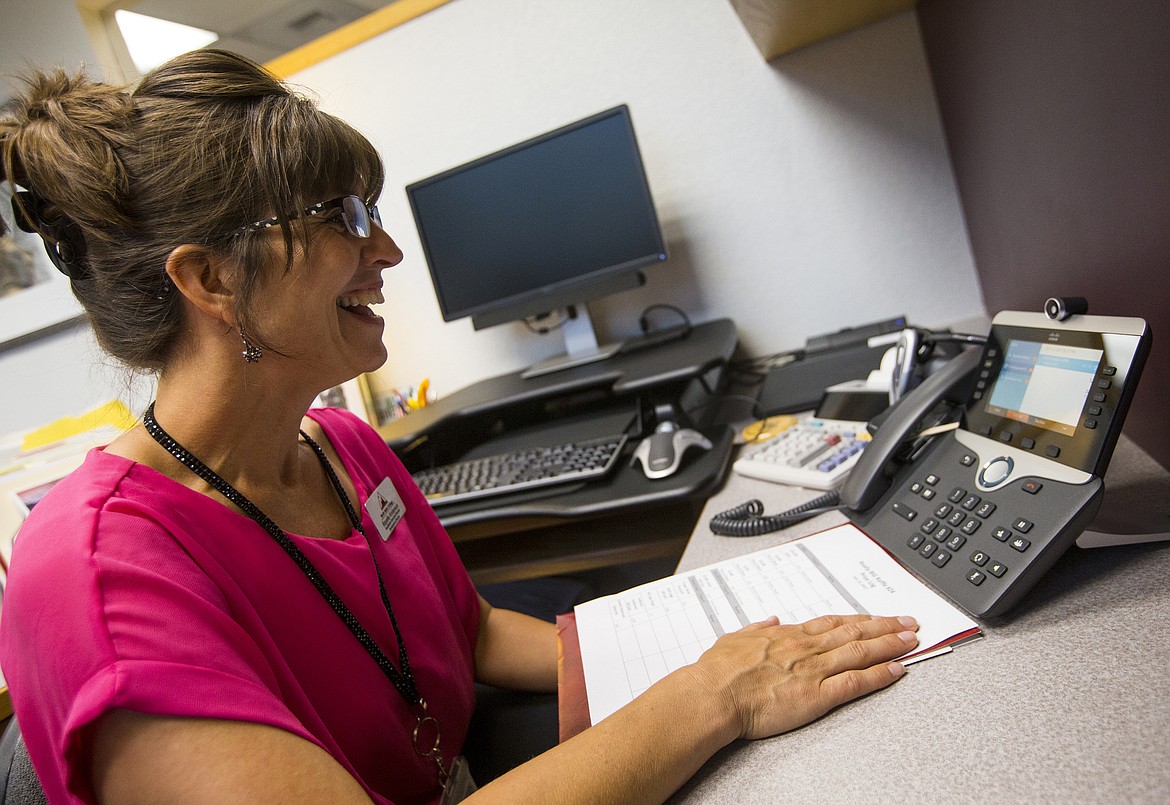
[574,523,981,725]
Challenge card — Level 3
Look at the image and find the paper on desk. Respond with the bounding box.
[575,523,981,725]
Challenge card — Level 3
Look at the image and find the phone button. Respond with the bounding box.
[979,456,1014,487]
[892,502,918,521]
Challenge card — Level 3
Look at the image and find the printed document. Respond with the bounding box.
[575,523,980,725]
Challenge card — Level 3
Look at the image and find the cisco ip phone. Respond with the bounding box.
[844,309,1151,618]
[714,306,1152,619]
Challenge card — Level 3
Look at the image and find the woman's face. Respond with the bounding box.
[246,196,403,391]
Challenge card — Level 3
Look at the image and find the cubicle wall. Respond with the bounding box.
[288,1,984,415]
[918,0,1170,471]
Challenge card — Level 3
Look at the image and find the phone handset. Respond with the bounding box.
[709,346,984,538]
[840,346,982,512]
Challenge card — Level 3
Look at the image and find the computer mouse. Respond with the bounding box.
[633,421,713,479]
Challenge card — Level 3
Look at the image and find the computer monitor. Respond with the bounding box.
[405,105,668,378]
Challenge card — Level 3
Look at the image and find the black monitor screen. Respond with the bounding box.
[406,105,667,327]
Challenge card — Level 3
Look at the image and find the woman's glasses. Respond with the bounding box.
[236,195,382,239]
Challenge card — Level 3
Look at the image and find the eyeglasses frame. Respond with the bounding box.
[235,195,382,239]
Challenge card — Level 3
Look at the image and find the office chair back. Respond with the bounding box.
[0,717,46,805]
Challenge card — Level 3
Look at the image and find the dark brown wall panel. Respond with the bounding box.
[918,0,1169,470]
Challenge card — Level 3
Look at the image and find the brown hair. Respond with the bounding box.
[0,48,384,371]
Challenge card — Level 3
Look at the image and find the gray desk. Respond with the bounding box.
[670,436,1170,804]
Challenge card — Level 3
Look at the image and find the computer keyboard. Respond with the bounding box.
[412,433,630,507]
[732,417,870,490]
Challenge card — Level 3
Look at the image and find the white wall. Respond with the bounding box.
[0,0,984,433]
[0,0,136,434]
[0,0,101,101]
[290,0,984,402]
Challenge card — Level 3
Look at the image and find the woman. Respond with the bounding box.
[0,49,918,804]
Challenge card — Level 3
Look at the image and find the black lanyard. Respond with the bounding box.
[142,402,420,706]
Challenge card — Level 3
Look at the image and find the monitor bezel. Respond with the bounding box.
[404,104,668,328]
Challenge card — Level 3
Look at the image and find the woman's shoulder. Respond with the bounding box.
[9,450,167,565]
[16,448,138,534]
[303,406,400,472]
[303,404,370,439]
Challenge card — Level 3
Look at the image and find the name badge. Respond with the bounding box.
[365,478,405,541]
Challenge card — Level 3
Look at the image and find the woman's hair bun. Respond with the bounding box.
[1,68,136,237]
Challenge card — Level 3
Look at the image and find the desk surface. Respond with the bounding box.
[670,436,1170,803]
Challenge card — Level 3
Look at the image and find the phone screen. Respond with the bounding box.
[965,321,1146,476]
[984,340,1102,437]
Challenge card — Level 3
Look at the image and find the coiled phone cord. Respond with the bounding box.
[708,491,843,537]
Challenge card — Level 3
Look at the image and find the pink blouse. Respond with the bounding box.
[0,407,481,804]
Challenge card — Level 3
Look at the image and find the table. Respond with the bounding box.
[669,436,1170,803]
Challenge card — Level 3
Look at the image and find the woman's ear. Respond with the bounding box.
[165,244,240,325]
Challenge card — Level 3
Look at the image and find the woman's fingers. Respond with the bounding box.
[801,615,920,678]
[742,615,781,631]
[799,613,917,640]
[817,659,909,709]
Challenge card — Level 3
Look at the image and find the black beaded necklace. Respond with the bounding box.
[141,401,420,704]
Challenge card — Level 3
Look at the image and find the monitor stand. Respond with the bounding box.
[521,305,622,379]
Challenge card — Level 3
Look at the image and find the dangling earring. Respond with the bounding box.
[239,329,262,363]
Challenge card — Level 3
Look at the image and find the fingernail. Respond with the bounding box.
[898,616,918,629]
[898,630,918,644]
[889,662,906,679]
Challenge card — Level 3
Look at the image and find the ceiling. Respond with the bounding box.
[126,0,395,65]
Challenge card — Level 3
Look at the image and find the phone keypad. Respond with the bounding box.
[901,464,1035,588]
[856,430,1104,618]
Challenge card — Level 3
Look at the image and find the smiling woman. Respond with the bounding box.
[0,45,920,805]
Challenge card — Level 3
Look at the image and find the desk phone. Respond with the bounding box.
[732,417,870,490]
[845,310,1151,618]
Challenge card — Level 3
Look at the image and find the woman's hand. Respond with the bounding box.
[681,613,919,741]
[474,613,917,804]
